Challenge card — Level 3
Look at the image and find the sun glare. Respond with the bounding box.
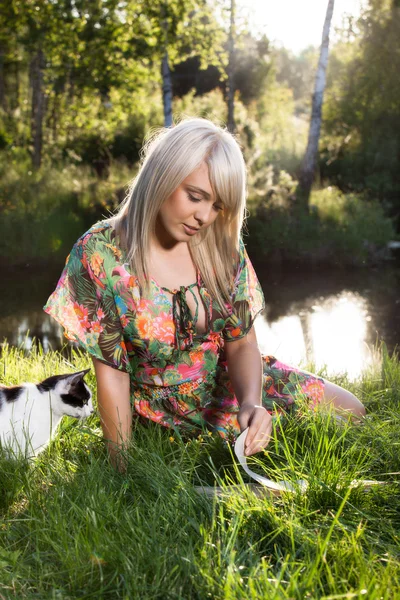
[255,291,373,379]
[239,0,364,53]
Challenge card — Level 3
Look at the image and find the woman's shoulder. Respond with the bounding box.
[64,219,128,275]
[76,219,115,248]
[72,220,123,257]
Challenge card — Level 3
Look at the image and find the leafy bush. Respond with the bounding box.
[61,87,163,173]
[0,158,133,264]
[246,182,395,267]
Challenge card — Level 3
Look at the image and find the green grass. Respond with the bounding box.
[0,341,399,599]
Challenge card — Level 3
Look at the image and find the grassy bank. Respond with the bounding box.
[246,179,396,268]
[0,342,399,598]
[0,158,133,267]
[0,152,396,268]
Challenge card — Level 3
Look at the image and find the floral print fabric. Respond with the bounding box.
[44,221,325,442]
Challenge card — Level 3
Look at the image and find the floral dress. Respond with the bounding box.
[43,221,325,443]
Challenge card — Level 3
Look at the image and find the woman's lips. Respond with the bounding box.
[183,224,199,235]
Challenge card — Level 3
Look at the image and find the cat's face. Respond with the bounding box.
[37,369,94,418]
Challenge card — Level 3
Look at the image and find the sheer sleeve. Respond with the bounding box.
[223,238,265,342]
[43,231,133,373]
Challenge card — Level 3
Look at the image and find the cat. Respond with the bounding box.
[0,368,93,458]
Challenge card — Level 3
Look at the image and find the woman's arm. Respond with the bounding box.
[92,357,132,471]
[224,326,272,456]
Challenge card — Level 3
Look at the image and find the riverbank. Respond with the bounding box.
[0,161,397,269]
[246,187,397,268]
[0,342,399,598]
[0,160,132,268]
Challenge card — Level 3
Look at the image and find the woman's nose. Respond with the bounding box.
[194,203,213,226]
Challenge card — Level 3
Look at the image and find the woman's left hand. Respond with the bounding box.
[237,403,273,456]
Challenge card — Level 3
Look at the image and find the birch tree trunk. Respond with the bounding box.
[162,51,173,127]
[227,0,236,133]
[30,48,46,170]
[297,0,335,209]
[161,5,173,128]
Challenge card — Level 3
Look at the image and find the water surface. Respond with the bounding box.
[1,260,399,379]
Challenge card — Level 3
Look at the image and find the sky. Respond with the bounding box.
[238,0,365,54]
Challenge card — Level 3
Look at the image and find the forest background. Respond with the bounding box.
[0,0,399,268]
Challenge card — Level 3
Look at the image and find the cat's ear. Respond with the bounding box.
[68,368,91,385]
[78,368,91,377]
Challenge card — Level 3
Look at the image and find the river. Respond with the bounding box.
[1,259,399,379]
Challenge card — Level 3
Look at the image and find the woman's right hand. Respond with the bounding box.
[237,403,273,456]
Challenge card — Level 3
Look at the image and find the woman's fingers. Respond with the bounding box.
[244,408,273,456]
[245,422,272,456]
[238,405,264,436]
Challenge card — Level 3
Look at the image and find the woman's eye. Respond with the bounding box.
[188,193,201,203]
[213,204,224,212]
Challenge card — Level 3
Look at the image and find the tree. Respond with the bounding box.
[0,0,24,124]
[9,0,82,169]
[227,0,235,132]
[0,0,225,164]
[296,0,335,208]
[321,0,400,224]
[161,4,173,127]
[137,0,225,128]
[1,0,164,166]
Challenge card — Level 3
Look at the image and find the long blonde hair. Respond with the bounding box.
[107,117,247,314]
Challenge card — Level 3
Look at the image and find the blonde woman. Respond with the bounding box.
[44,118,365,469]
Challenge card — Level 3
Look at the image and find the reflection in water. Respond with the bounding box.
[1,311,64,354]
[310,293,370,378]
[256,314,307,367]
[1,262,399,379]
[0,264,67,354]
[256,291,373,379]
[2,291,374,379]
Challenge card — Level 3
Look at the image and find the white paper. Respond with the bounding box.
[233,429,387,495]
[234,428,308,493]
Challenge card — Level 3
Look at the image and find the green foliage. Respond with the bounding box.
[174,87,228,123]
[233,34,273,105]
[246,181,395,267]
[57,84,163,169]
[0,341,400,597]
[0,0,226,168]
[322,1,400,212]
[311,187,394,249]
[0,124,12,150]
[246,83,308,176]
[274,45,318,112]
[0,156,133,263]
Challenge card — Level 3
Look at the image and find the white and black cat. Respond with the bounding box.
[0,368,93,458]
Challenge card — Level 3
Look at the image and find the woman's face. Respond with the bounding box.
[155,162,223,246]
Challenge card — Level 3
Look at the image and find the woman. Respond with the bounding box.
[44,118,365,469]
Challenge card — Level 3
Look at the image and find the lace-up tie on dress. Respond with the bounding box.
[160,282,199,350]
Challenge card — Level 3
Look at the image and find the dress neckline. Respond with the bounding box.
[160,282,197,294]
[149,267,202,293]
[150,271,210,346]
[100,220,203,291]
[99,221,212,345]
